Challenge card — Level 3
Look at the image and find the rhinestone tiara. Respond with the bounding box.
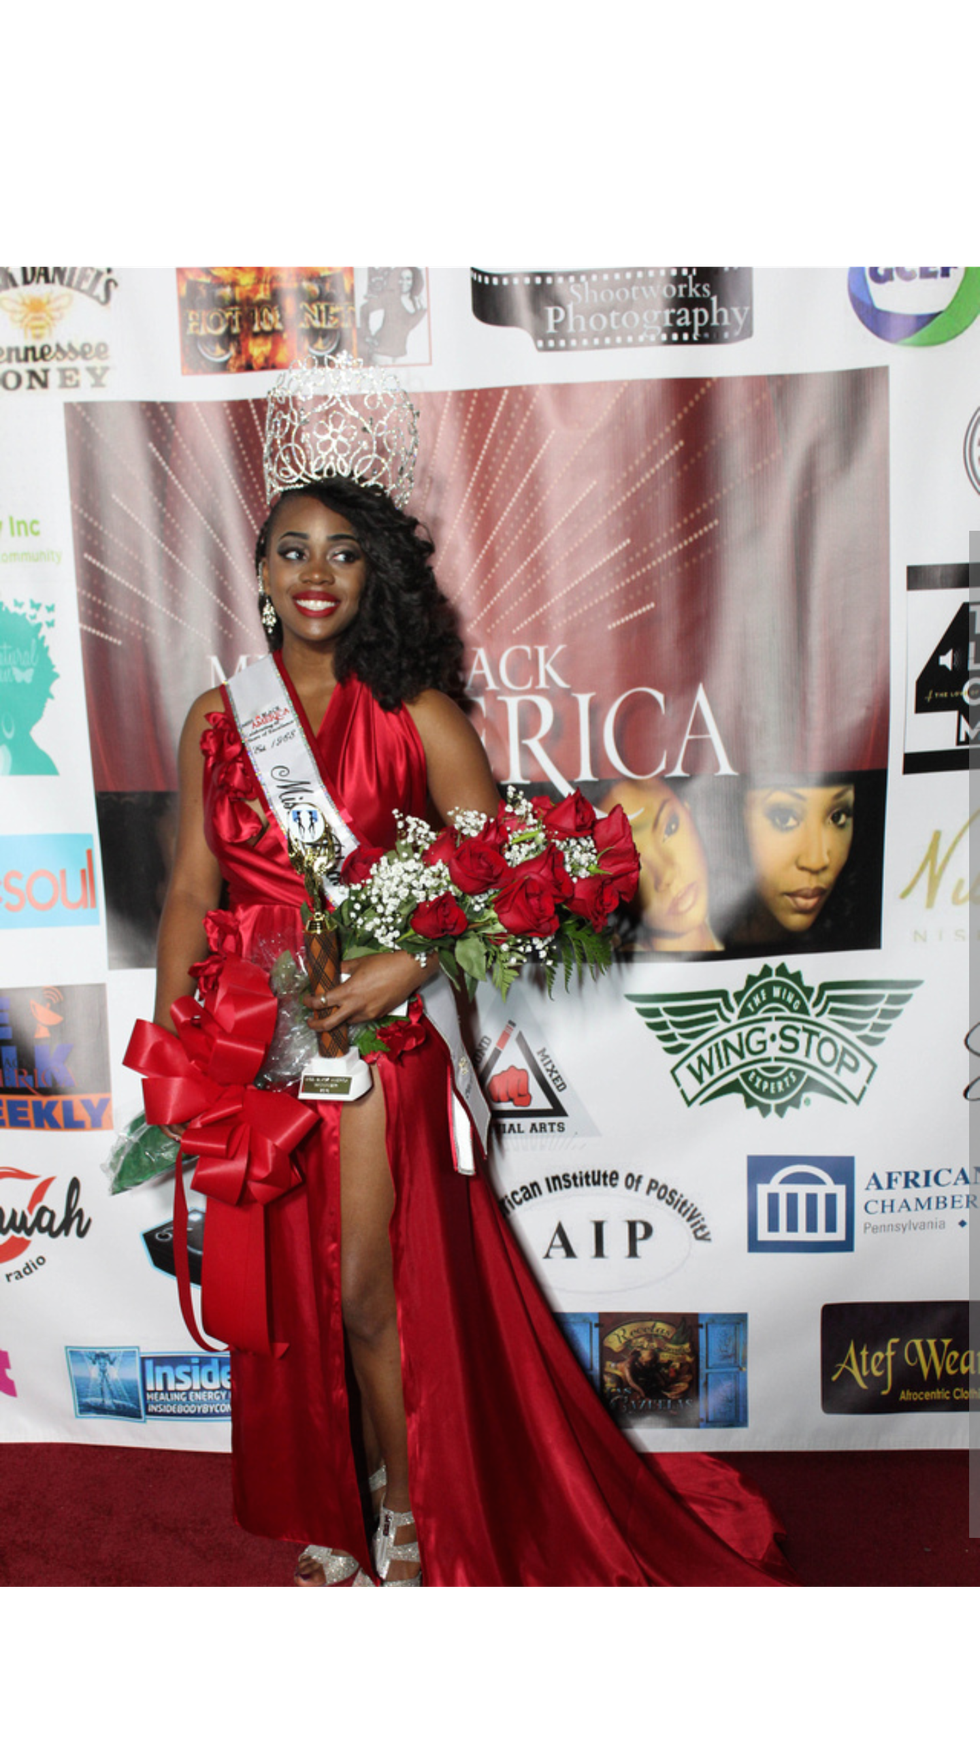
[263,352,420,509]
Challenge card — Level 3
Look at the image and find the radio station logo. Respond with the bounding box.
[0,267,116,393]
[0,1348,16,1397]
[0,835,100,929]
[903,563,977,773]
[822,1300,977,1414]
[0,598,58,774]
[0,1168,91,1274]
[0,984,112,1134]
[848,268,980,346]
[747,1155,854,1253]
[475,985,599,1146]
[65,1345,231,1421]
[628,963,920,1117]
[471,268,753,350]
[558,1310,748,1428]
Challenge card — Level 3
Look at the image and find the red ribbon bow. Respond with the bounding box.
[124,957,317,1358]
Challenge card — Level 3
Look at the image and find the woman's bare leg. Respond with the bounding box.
[339,1072,419,1580]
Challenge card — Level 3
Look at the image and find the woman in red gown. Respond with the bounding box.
[154,469,795,1587]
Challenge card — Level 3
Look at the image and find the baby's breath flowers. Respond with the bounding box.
[331,789,640,1058]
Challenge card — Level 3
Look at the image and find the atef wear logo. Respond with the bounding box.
[628,963,920,1117]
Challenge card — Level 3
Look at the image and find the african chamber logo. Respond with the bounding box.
[848,269,980,346]
[628,963,920,1117]
[747,1155,854,1253]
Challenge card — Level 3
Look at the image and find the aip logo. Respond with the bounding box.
[848,269,980,346]
[747,1155,854,1254]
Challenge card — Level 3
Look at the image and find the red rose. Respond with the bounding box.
[494,847,573,936]
[545,790,598,837]
[446,837,507,894]
[343,845,384,884]
[566,874,621,931]
[593,806,641,897]
[423,830,455,870]
[411,893,469,939]
[371,996,427,1062]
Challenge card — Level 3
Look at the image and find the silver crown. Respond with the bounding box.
[263,352,420,508]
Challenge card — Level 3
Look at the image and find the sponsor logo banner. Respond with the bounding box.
[177,269,429,375]
[628,963,919,1116]
[65,1346,231,1421]
[899,808,978,944]
[903,564,977,774]
[848,268,980,346]
[0,983,111,1131]
[747,1155,854,1253]
[558,1311,748,1427]
[0,598,58,773]
[471,268,753,350]
[0,1170,91,1271]
[0,267,116,393]
[0,836,100,929]
[475,986,598,1147]
[821,1301,977,1413]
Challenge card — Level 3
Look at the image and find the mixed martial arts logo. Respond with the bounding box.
[848,268,980,346]
[628,963,920,1117]
[475,987,599,1144]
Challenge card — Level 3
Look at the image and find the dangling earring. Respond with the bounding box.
[258,570,278,632]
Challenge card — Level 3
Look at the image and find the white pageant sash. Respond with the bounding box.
[225,656,488,1174]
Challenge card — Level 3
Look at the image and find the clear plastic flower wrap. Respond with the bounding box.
[253,944,321,1087]
[103,1112,180,1195]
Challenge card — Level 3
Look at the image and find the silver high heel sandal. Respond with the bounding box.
[374,1502,423,1587]
[353,1491,421,1588]
[294,1462,386,1586]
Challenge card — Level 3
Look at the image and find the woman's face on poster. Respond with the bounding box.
[743,783,855,934]
[609,778,710,940]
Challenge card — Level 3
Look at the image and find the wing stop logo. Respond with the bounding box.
[628,964,920,1117]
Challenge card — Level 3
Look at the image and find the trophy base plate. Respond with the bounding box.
[298,1048,372,1102]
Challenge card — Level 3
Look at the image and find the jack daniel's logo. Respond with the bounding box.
[628,964,920,1118]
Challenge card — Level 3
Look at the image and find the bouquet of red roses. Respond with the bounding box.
[334,787,639,1057]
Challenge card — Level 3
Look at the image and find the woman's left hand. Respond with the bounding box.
[303,950,433,1033]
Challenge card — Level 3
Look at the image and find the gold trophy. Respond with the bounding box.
[286,806,371,1101]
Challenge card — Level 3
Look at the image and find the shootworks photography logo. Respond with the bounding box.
[902,563,976,774]
[471,268,752,350]
[65,1346,231,1422]
[747,1155,854,1253]
[848,268,980,346]
[628,963,920,1117]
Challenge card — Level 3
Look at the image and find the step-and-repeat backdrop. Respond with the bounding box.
[0,266,975,1452]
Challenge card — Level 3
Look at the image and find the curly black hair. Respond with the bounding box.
[254,478,465,710]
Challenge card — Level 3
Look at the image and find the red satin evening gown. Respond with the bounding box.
[201,652,795,1586]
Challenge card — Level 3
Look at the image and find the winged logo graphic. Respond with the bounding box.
[627,964,921,1116]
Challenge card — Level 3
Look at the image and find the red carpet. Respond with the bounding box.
[1,1443,976,1586]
